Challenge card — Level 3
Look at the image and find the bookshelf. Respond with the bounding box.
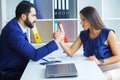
[0,0,120,47]
[30,0,78,44]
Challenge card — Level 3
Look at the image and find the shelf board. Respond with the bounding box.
[36,19,53,21]
[54,18,78,21]
[102,18,120,20]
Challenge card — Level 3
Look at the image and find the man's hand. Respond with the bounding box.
[53,30,65,43]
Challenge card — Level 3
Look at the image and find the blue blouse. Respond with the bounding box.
[80,28,113,59]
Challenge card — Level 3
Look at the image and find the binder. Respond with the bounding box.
[65,0,69,18]
[31,23,42,44]
[58,21,69,43]
[34,0,43,19]
[54,21,58,32]
[27,0,42,19]
[54,0,58,18]
[61,0,66,18]
[58,0,62,18]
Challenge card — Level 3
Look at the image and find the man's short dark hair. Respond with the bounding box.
[15,1,35,19]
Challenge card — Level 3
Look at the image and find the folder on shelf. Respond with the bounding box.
[54,21,58,32]
[54,0,59,18]
[58,0,62,18]
[65,0,69,18]
[27,0,42,19]
[61,0,66,18]
[31,23,42,44]
[34,0,43,19]
[58,21,69,43]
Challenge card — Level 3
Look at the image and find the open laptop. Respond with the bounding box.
[45,63,78,78]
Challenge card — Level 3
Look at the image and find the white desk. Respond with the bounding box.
[20,50,107,80]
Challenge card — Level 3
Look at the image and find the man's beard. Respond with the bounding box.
[24,17,34,28]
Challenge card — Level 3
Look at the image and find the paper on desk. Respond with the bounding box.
[43,52,85,62]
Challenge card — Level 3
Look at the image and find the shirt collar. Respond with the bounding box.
[17,22,27,33]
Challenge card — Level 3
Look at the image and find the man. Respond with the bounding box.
[0,1,64,80]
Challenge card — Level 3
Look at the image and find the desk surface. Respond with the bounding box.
[20,50,107,80]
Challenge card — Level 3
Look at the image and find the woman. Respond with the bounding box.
[55,6,120,80]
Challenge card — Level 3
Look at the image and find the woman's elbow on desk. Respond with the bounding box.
[104,54,120,65]
[63,50,76,57]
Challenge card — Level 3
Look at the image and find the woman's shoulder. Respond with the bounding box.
[102,28,111,32]
[101,28,114,36]
[102,28,114,33]
[99,28,114,40]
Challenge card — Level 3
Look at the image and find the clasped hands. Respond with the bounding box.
[53,30,65,44]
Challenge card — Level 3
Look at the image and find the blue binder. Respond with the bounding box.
[34,0,43,19]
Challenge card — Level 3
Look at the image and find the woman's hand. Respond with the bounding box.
[86,56,101,65]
